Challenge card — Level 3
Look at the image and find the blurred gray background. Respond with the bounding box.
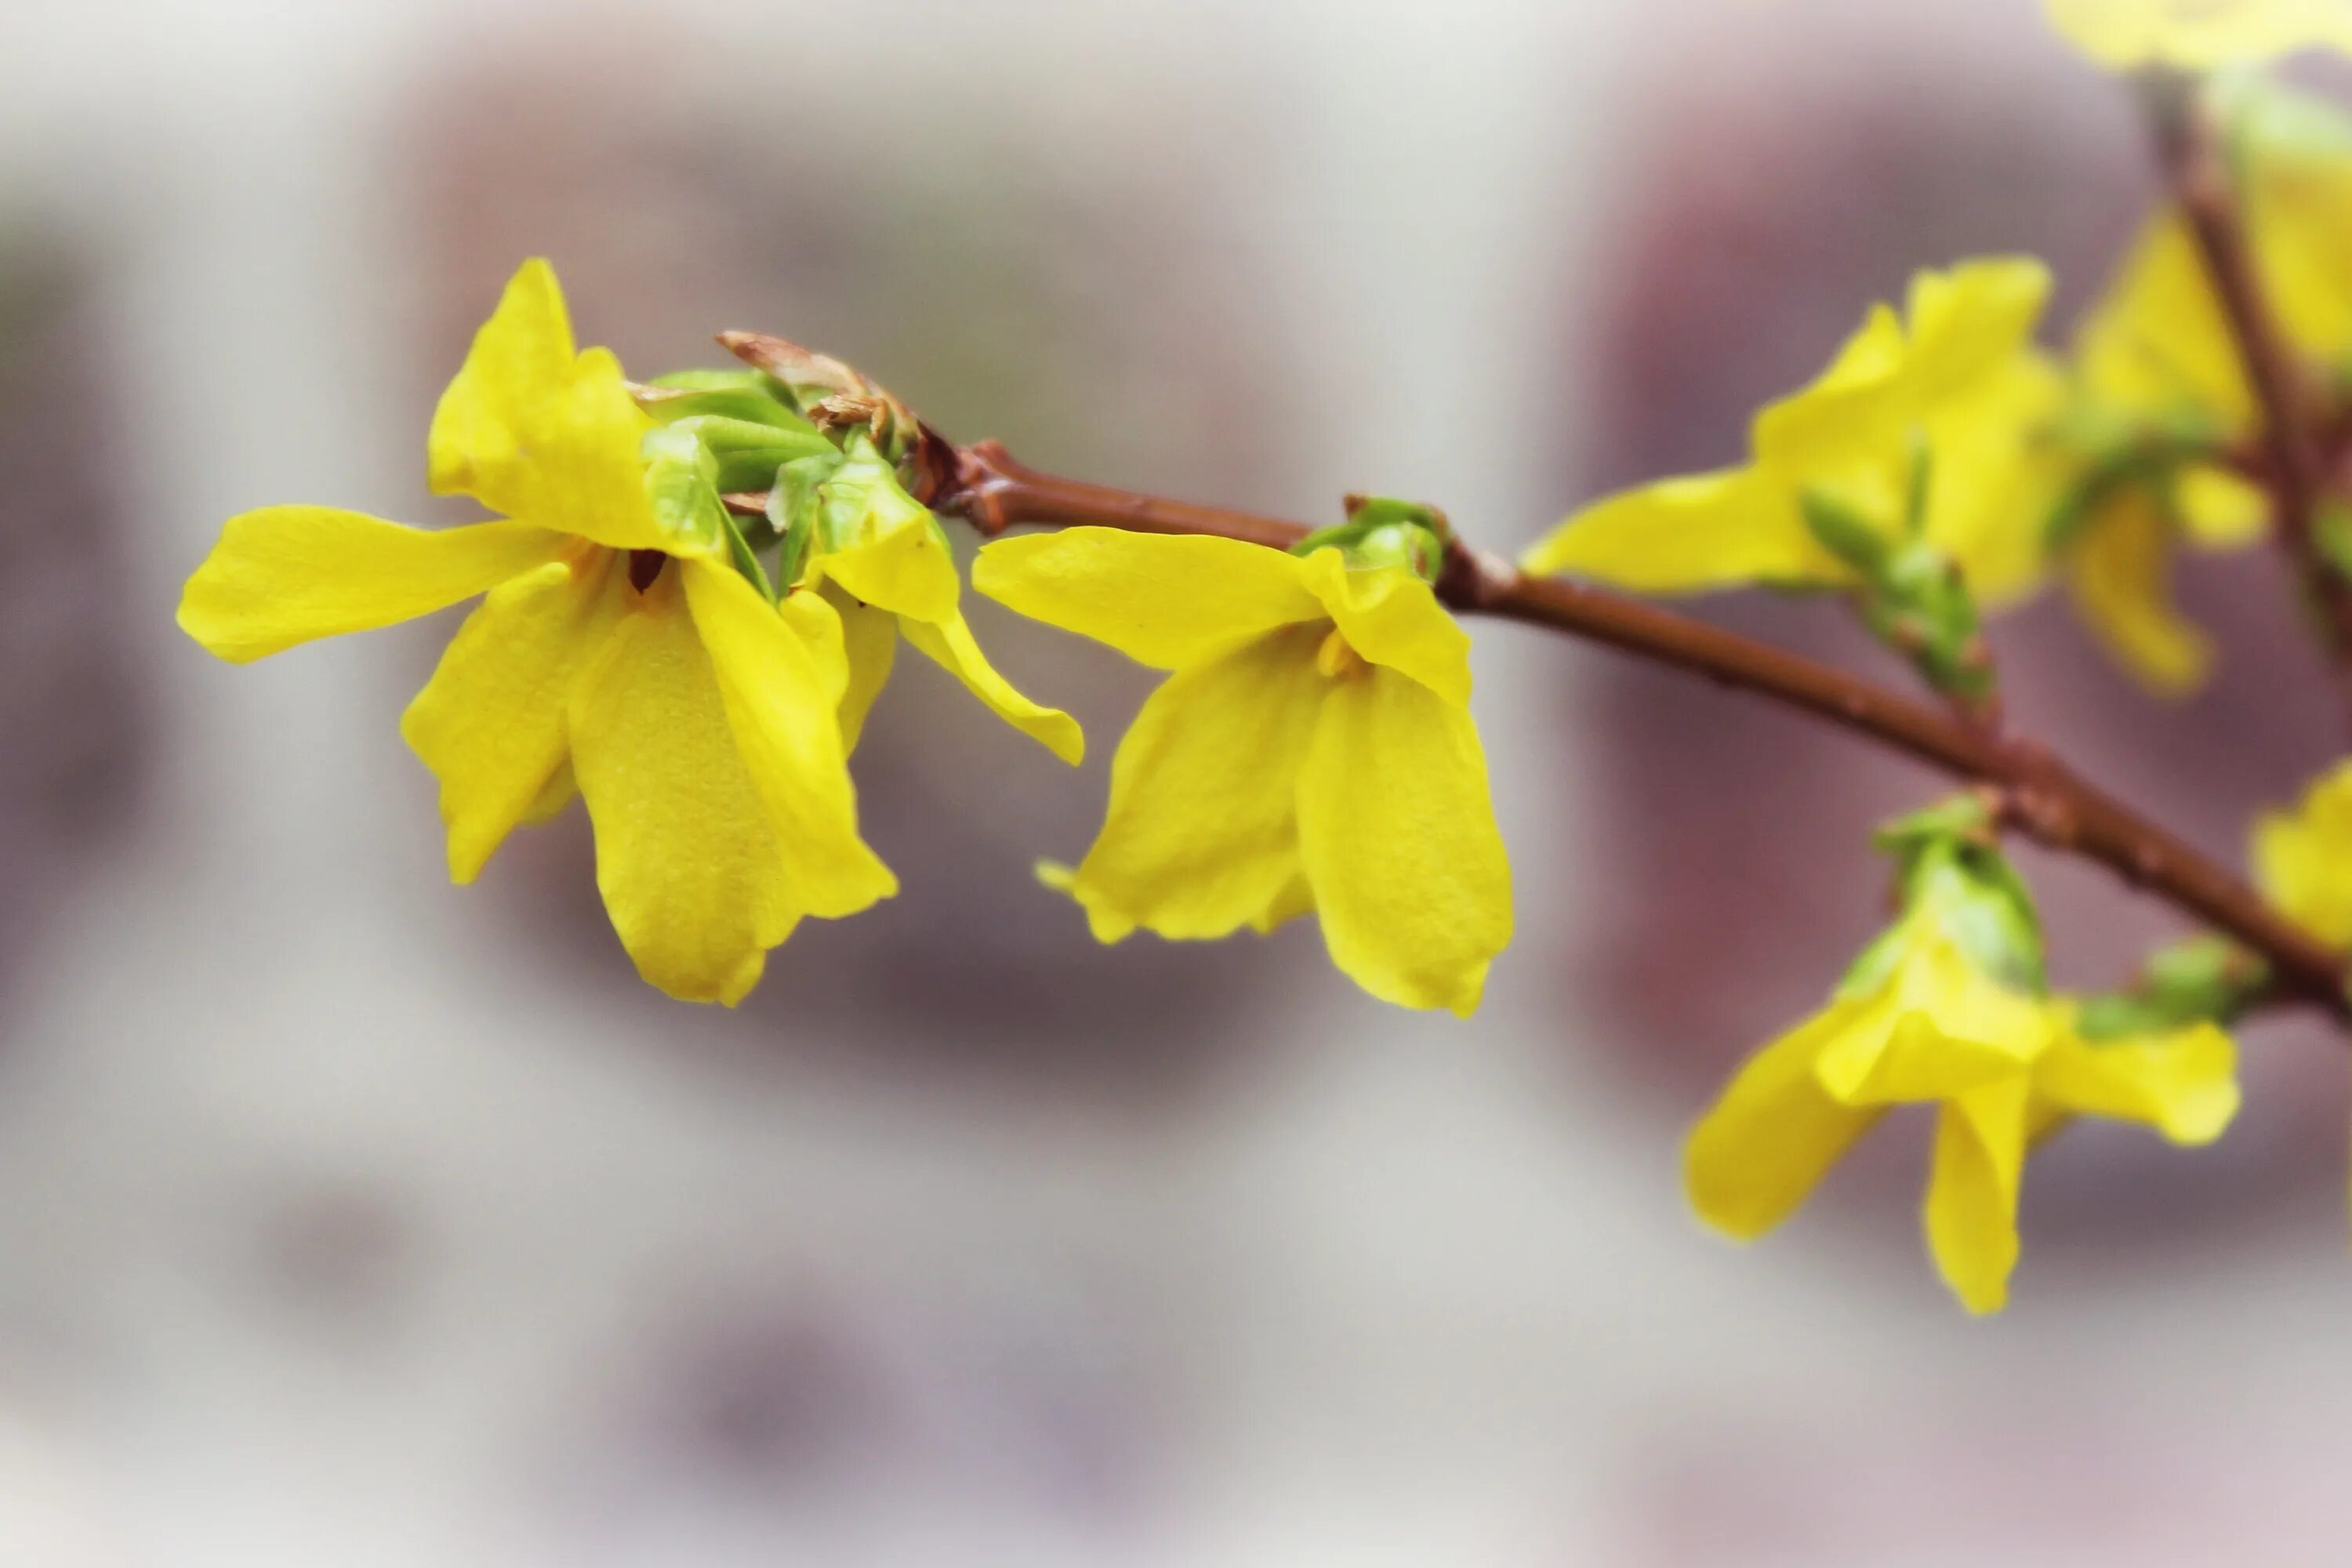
[2,0,2350,1562]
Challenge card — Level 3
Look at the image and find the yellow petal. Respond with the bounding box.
[566,568,800,1004]
[425,259,674,554]
[2177,466,2269,550]
[815,520,961,626]
[819,585,898,754]
[1294,665,1512,1017]
[1291,550,1475,706]
[2076,217,2254,427]
[1918,350,2068,607]
[900,611,1085,764]
[2252,758,2352,946]
[1250,869,1316,935]
[400,550,625,883]
[1751,301,1913,507]
[1902,257,2054,406]
[1812,925,2050,1105]
[178,507,569,663]
[1685,1002,1886,1241]
[2034,1013,2241,1145]
[2067,490,2213,696]
[975,528,1324,669]
[1056,626,1330,942]
[2046,0,2352,67]
[1522,467,1830,593]
[683,561,897,920]
[1923,1081,2032,1315]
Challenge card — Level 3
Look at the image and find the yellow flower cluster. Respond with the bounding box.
[180,261,1512,1014]
[1690,906,2239,1314]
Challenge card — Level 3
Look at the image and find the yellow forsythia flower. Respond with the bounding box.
[1523,258,2063,607]
[177,260,895,1005]
[975,528,1512,1016]
[793,434,1081,763]
[2055,81,2352,691]
[1687,916,2238,1313]
[2047,0,2352,68]
[2253,758,2352,946]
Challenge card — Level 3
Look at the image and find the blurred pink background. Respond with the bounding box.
[1,0,2347,1562]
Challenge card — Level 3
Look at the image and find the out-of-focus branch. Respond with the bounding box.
[2143,70,2352,721]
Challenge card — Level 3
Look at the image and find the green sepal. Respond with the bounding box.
[665,413,837,492]
[2074,936,2270,1039]
[639,369,814,431]
[1858,794,2048,997]
[2315,503,2352,583]
[769,449,844,590]
[1291,495,1449,583]
[1799,488,1891,577]
[817,433,942,556]
[717,506,779,604]
[638,425,727,557]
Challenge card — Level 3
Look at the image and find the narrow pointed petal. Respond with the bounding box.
[567,570,799,1004]
[901,611,1083,764]
[1923,1081,2032,1315]
[1519,469,1828,593]
[1686,1003,1886,1240]
[179,507,568,663]
[975,528,1323,669]
[400,551,623,882]
[1293,551,1474,706]
[1294,666,1512,1016]
[1058,627,1328,942]
[426,258,673,553]
[683,561,897,920]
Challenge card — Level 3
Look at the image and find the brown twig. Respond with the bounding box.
[887,438,2342,1024]
[2143,70,2352,719]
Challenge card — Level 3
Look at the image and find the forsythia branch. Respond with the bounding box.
[2143,67,2352,717]
[730,431,2351,1025]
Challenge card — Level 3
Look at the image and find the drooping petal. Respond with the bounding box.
[178,507,568,663]
[2034,1015,2241,1145]
[2067,490,2213,695]
[1685,1002,1886,1240]
[815,521,961,626]
[566,568,800,1004]
[900,612,1084,764]
[682,560,897,920]
[820,586,898,754]
[975,528,1324,670]
[425,258,675,554]
[1294,665,1512,1016]
[1055,626,1329,943]
[1292,550,1475,707]
[1919,351,2068,607]
[1922,1080,2032,1314]
[400,550,625,882]
[1520,468,1831,594]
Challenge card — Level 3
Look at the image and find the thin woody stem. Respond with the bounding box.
[2144,71,2352,720]
[898,438,2345,1024]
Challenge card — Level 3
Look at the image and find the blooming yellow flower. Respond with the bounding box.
[974,528,1512,1016]
[176,259,896,1004]
[787,434,1081,763]
[2047,0,2352,69]
[2253,758,2352,947]
[1522,259,2063,608]
[1689,916,2238,1313]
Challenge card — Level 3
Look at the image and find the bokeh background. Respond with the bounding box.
[2,0,2350,1561]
